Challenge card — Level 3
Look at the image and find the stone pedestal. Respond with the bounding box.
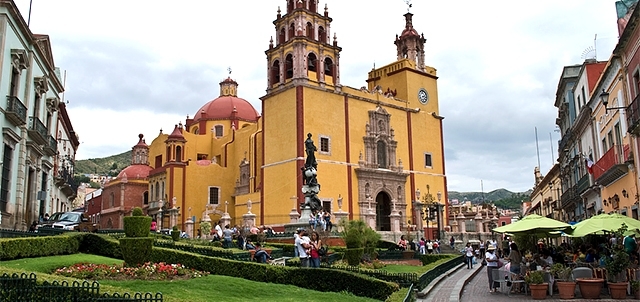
[475,214,483,233]
[168,208,180,229]
[450,219,458,232]
[333,210,349,231]
[389,212,401,232]
[458,214,466,233]
[221,212,232,228]
[185,217,194,238]
[243,212,256,227]
[284,205,313,233]
[289,208,300,223]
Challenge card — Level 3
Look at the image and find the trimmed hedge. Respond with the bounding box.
[418,254,455,266]
[122,216,151,237]
[0,234,81,260]
[119,237,155,266]
[149,247,398,300]
[345,248,364,266]
[78,233,122,259]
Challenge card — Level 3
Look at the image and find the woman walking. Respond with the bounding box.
[485,245,499,292]
[464,242,474,269]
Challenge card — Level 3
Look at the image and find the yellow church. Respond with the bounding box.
[139,0,448,235]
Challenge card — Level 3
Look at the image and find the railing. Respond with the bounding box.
[58,167,79,196]
[5,95,27,125]
[28,116,48,145]
[44,135,57,155]
[403,283,415,302]
[416,255,464,290]
[0,272,163,301]
[593,144,630,181]
[627,93,640,135]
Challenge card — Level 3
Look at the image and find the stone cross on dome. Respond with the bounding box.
[404,0,412,12]
[227,67,232,75]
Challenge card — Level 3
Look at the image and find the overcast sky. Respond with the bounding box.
[16,0,621,193]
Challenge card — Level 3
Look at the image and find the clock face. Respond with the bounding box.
[418,88,429,104]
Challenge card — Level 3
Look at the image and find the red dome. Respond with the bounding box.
[193,96,259,122]
[117,164,153,180]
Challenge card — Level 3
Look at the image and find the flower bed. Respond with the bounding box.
[53,262,209,280]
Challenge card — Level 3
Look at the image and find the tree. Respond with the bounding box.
[74,175,91,184]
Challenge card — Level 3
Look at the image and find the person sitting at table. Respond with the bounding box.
[585,247,598,264]
[541,250,553,267]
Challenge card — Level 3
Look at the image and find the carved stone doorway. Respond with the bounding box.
[376,192,391,231]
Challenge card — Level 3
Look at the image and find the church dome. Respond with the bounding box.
[192,76,259,123]
[116,164,152,180]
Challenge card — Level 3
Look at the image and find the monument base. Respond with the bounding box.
[284,205,314,233]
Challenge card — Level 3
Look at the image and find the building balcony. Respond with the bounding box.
[593,144,631,186]
[28,116,48,145]
[560,186,579,209]
[5,95,27,126]
[57,167,78,198]
[558,130,573,154]
[576,174,590,194]
[627,93,640,136]
[43,135,57,156]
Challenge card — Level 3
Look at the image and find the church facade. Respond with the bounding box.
[114,0,448,234]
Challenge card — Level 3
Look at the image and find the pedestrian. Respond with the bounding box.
[465,242,474,269]
[295,229,311,267]
[450,236,455,249]
[309,231,322,268]
[485,245,499,292]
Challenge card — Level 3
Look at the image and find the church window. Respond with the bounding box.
[424,153,433,168]
[324,57,333,76]
[166,146,171,162]
[279,28,286,44]
[271,60,280,85]
[377,140,387,168]
[288,23,295,40]
[208,187,220,204]
[306,22,313,39]
[155,181,160,200]
[214,125,223,137]
[318,26,326,43]
[319,135,330,154]
[307,53,317,72]
[193,127,199,134]
[285,54,294,79]
[175,146,182,162]
[110,192,115,208]
[143,191,148,205]
[155,155,162,168]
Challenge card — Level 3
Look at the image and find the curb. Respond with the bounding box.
[417,263,465,299]
[450,265,484,302]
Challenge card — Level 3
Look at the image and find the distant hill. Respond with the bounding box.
[75,150,132,176]
[448,189,532,210]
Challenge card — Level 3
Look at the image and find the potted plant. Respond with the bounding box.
[551,263,576,299]
[605,226,631,300]
[631,280,640,300]
[525,270,548,300]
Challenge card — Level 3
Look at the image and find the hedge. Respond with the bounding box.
[122,216,151,238]
[149,247,398,300]
[418,254,455,266]
[345,248,364,266]
[119,237,155,266]
[0,234,81,260]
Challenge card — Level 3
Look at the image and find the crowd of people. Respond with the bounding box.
[294,228,325,268]
[397,235,442,254]
[308,210,332,232]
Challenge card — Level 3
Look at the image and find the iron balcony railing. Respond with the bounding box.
[5,95,27,126]
[627,93,640,135]
[57,167,78,196]
[561,186,579,209]
[28,116,48,145]
[593,144,630,184]
[43,135,57,155]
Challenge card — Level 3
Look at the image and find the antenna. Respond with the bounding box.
[581,46,596,60]
[403,0,412,12]
[549,132,554,165]
[594,34,598,60]
[535,127,541,170]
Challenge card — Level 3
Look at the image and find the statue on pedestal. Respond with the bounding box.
[301,133,322,212]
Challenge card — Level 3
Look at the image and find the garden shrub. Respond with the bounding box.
[122,216,151,237]
[0,234,80,260]
[78,233,122,259]
[345,248,364,266]
[131,207,143,216]
[419,254,455,266]
[171,226,180,241]
[119,237,155,266]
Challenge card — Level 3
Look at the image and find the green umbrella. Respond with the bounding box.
[492,214,570,234]
[568,213,640,237]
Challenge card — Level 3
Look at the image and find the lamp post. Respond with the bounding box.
[436,191,442,240]
[548,182,553,218]
[601,89,627,111]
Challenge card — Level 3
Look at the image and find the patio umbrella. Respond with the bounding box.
[492,214,571,234]
[568,213,640,237]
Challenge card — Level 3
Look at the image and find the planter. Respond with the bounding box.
[608,282,628,300]
[402,250,414,259]
[576,278,604,300]
[556,281,576,299]
[529,283,548,300]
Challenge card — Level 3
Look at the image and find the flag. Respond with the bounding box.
[586,158,594,174]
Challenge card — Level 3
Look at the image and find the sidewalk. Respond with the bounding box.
[416,262,484,302]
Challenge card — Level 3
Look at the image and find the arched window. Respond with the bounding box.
[279,28,286,44]
[166,146,171,161]
[309,0,317,12]
[306,22,313,39]
[155,181,160,200]
[272,60,281,84]
[285,54,294,79]
[288,23,295,39]
[110,192,115,207]
[150,184,154,199]
[318,26,326,43]
[307,53,317,72]
[377,140,387,168]
[324,57,333,76]
[176,146,182,162]
[143,191,149,205]
[193,127,199,134]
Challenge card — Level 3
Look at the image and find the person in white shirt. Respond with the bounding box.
[295,229,311,267]
[465,242,474,269]
[293,229,301,257]
[426,240,434,254]
[214,221,223,241]
[485,246,499,292]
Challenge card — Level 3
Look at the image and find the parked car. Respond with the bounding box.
[38,212,99,232]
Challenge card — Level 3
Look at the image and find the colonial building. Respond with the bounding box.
[0,0,78,229]
[111,1,448,235]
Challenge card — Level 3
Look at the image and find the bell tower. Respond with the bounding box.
[265,0,342,92]
[394,12,426,72]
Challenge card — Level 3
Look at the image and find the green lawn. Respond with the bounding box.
[0,254,378,302]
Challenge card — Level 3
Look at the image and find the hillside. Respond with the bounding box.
[75,150,132,176]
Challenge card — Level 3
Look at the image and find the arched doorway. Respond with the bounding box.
[376,192,391,231]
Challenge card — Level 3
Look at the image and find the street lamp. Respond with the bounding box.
[418,185,443,240]
[601,89,626,111]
